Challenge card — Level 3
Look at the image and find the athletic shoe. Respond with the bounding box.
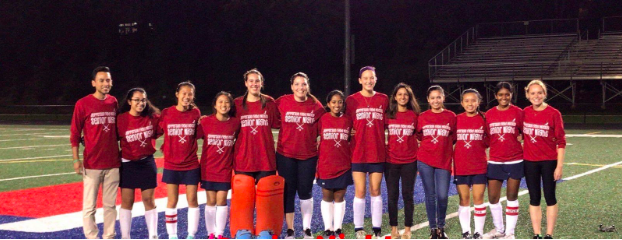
[186,235,194,239]
[462,231,473,239]
[235,230,252,239]
[429,229,438,239]
[285,229,295,239]
[304,229,313,239]
[335,229,344,239]
[151,235,159,239]
[401,231,411,239]
[483,229,505,239]
[502,234,515,239]
[437,228,448,239]
[391,231,402,239]
[323,230,335,239]
[543,235,552,239]
[216,235,224,239]
[473,232,482,239]
[256,231,274,239]
[532,234,542,239]
[169,236,178,239]
[355,230,367,239]
[208,234,215,239]
[372,228,382,239]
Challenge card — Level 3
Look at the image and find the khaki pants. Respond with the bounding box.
[82,168,120,239]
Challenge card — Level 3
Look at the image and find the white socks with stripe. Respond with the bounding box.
[321,200,334,231]
[458,205,471,233]
[119,208,132,239]
[489,202,505,233]
[334,201,346,230]
[187,207,200,237]
[505,200,519,235]
[144,208,158,239]
[371,196,383,228]
[165,208,178,238]
[204,205,216,235]
[300,198,314,230]
[215,206,228,237]
[353,197,365,229]
[474,204,487,235]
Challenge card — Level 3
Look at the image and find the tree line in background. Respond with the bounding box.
[1,0,619,108]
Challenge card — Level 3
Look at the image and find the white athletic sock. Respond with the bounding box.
[165,208,178,238]
[334,201,346,230]
[489,203,504,233]
[300,198,314,230]
[187,207,200,236]
[458,205,471,234]
[144,208,158,239]
[353,197,365,229]
[474,204,487,235]
[505,200,519,235]
[321,200,334,231]
[204,205,216,235]
[370,196,383,228]
[215,206,229,237]
[119,208,132,239]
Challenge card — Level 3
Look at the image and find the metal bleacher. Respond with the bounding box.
[429,18,622,108]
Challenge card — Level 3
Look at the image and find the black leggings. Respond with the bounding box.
[524,160,558,206]
[276,153,317,213]
[384,162,417,227]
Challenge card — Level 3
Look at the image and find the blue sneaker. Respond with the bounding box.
[235,230,253,239]
[186,235,195,239]
[256,230,274,239]
[169,235,178,239]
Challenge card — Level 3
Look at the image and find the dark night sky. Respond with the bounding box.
[1,0,621,110]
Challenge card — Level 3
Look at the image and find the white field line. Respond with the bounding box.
[0,144,68,150]
[0,155,72,162]
[0,172,75,182]
[0,128,67,132]
[388,159,622,237]
[566,134,622,138]
[0,133,44,137]
[0,138,55,142]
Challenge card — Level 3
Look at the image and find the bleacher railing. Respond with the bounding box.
[428,27,476,81]
[476,18,579,39]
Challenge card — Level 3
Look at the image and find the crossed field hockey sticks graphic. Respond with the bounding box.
[216,144,225,154]
[178,135,187,144]
[102,124,110,132]
[138,138,148,147]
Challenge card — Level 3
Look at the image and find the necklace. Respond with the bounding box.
[362,91,375,107]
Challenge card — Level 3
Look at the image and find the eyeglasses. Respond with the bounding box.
[131,98,148,103]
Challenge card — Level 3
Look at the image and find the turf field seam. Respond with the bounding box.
[0,155,72,161]
[0,144,68,150]
[389,159,622,237]
[0,172,75,182]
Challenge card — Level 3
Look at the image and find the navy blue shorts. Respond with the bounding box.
[162,168,201,185]
[201,181,232,191]
[454,174,487,186]
[120,155,157,190]
[352,163,385,173]
[487,161,525,180]
[317,170,354,190]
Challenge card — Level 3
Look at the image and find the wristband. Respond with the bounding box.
[72,159,81,163]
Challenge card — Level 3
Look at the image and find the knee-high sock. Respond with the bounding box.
[165,208,178,238]
[489,203,504,232]
[334,201,346,230]
[300,198,314,230]
[144,208,158,239]
[187,207,200,236]
[474,204,487,234]
[370,196,383,228]
[353,197,365,229]
[321,200,334,231]
[204,205,216,235]
[458,206,471,234]
[119,208,132,239]
[505,200,519,235]
[215,206,228,237]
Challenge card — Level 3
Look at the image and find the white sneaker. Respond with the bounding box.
[502,234,515,239]
[356,230,367,239]
[483,229,505,239]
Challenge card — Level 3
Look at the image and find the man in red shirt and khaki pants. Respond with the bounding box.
[70,66,121,239]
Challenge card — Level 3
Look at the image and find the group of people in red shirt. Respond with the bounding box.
[70,66,565,239]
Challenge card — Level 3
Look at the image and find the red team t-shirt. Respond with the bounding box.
[416,109,456,171]
[276,94,325,160]
[198,115,240,183]
[523,105,566,161]
[386,111,418,164]
[453,113,488,175]
[485,105,524,162]
[117,113,159,161]
[157,106,201,171]
[317,113,352,179]
[345,92,389,164]
[233,96,280,172]
[70,94,120,169]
